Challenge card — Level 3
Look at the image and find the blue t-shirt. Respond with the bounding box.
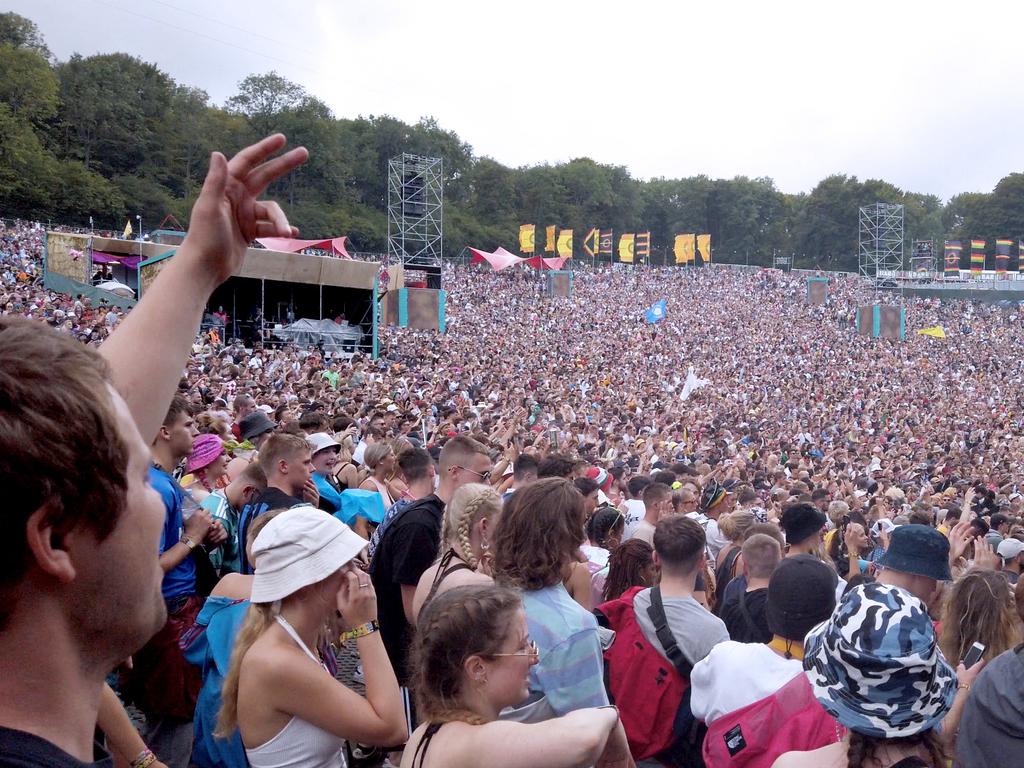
[150,466,196,600]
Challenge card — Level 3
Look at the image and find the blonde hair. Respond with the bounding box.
[215,508,288,737]
[718,509,756,543]
[215,602,275,737]
[441,483,501,569]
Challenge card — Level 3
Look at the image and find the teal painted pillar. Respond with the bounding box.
[372,274,379,360]
[438,290,447,333]
[872,305,881,337]
[398,288,409,327]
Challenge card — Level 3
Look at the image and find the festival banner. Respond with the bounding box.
[1020,240,1024,273]
[996,239,1011,275]
[943,241,961,276]
[635,232,651,262]
[582,228,600,258]
[674,234,695,265]
[599,229,614,257]
[123,219,133,238]
[696,234,712,264]
[545,225,556,253]
[519,224,536,254]
[970,239,985,274]
[619,233,635,263]
[556,229,573,259]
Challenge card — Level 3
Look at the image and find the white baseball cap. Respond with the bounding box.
[250,506,367,603]
[997,538,1024,561]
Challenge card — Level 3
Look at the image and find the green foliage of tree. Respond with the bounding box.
[0,12,51,59]
[6,11,1024,270]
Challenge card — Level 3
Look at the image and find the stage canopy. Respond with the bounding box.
[256,236,351,259]
[469,246,568,272]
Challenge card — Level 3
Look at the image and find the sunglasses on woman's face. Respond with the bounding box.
[489,638,539,660]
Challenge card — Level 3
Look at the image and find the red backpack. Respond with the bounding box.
[702,671,845,768]
[596,586,705,764]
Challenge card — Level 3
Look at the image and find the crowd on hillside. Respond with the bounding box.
[2,136,1024,768]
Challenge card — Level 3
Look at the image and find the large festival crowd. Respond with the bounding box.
[2,136,1023,768]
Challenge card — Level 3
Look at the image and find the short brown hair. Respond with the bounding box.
[162,394,191,429]
[642,482,672,508]
[0,318,128,625]
[652,514,705,575]
[742,533,782,579]
[493,477,585,590]
[439,435,489,473]
[258,433,310,474]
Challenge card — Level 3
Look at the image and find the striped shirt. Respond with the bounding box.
[521,583,609,715]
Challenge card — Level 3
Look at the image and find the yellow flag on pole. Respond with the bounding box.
[556,229,573,258]
[545,225,556,253]
[582,228,599,258]
[674,234,695,264]
[916,326,946,338]
[619,233,635,263]
[519,224,535,254]
[696,234,712,264]
[123,220,133,238]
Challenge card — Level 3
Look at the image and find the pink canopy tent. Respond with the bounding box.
[469,246,524,271]
[256,236,352,259]
[91,251,143,269]
[469,247,569,272]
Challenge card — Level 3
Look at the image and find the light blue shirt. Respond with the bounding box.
[521,583,609,715]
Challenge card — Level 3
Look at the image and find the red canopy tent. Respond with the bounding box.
[256,236,352,259]
[469,247,568,272]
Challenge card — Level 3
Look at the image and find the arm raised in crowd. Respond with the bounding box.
[100,135,308,442]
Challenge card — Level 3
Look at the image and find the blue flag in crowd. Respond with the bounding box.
[644,299,667,324]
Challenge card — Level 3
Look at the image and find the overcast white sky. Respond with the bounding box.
[9,0,1024,199]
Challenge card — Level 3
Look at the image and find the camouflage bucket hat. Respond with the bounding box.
[803,581,956,738]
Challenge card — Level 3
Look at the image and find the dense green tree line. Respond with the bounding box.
[2,13,1022,272]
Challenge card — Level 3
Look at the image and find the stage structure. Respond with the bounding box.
[910,240,935,275]
[806,276,828,305]
[858,203,904,291]
[388,154,443,289]
[44,232,401,358]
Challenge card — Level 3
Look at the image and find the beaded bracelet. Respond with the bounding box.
[131,750,157,768]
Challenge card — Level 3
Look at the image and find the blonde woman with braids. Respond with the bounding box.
[216,506,405,768]
[411,483,501,622]
[403,584,635,768]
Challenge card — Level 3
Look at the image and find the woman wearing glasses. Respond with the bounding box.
[410,483,502,623]
[403,585,633,768]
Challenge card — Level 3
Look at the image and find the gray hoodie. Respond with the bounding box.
[955,644,1024,768]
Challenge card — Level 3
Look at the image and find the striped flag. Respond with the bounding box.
[996,239,1011,276]
[635,232,651,262]
[943,241,961,276]
[599,230,614,257]
[1020,240,1024,273]
[970,239,985,274]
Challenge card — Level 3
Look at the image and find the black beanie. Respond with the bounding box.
[766,555,837,642]
[780,502,827,545]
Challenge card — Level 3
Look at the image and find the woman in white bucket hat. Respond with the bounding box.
[217,506,406,767]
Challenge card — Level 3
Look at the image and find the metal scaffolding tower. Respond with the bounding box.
[858,202,904,289]
[387,154,443,288]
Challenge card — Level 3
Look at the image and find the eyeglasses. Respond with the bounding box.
[489,638,540,660]
[456,465,491,483]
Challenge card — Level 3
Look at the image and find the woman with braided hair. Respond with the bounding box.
[403,584,634,768]
[410,483,501,622]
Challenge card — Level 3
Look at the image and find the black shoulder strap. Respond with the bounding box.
[737,588,759,636]
[646,586,694,678]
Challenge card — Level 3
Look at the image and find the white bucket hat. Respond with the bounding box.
[307,431,340,455]
[250,506,367,603]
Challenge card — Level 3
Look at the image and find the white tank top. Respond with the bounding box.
[245,616,347,768]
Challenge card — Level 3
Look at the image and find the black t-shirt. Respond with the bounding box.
[719,587,772,644]
[369,493,445,684]
[0,726,112,768]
